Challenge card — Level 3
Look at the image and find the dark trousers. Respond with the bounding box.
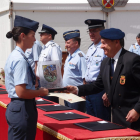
[86,90,111,121]
[6,98,37,140]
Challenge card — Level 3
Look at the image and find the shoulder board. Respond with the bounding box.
[51,43,56,47]
[78,53,83,57]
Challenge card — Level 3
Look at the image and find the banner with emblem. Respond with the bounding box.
[38,60,63,88]
[102,0,114,8]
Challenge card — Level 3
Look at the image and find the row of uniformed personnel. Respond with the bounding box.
[22,17,111,121]
[4,14,140,140]
[4,15,105,140]
[27,17,140,132]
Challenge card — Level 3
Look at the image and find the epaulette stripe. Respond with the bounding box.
[63,31,80,37]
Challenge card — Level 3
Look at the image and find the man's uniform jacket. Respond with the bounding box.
[78,48,140,130]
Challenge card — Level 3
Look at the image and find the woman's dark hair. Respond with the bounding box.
[6,27,30,42]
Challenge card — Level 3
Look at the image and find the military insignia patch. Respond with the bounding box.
[102,0,114,9]
[133,45,136,49]
[51,43,55,47]
[69,62,76,67]
[87,0,128,13]
[120,75,125,85]
[95,55,101,57]
[42,65,57,82]
[96,61,99,66]
[78,53,83,57]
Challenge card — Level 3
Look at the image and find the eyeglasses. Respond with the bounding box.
[87,30,100,34]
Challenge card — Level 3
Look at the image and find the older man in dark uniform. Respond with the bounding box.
[66,28,140,131]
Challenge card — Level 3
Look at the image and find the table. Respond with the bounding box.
[0,85,140,140]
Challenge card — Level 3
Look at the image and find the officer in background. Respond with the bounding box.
[38,24,62,65]
[5,15,48,140]
[85,19,111,121]
[129,33,140,55]
[37,24,62,102]
[25,40,42,87]
[63,30,87,112]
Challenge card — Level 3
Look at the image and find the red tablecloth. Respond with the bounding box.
[0,85,140,140]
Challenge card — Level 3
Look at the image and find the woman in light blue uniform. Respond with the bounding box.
[5,15,48,140]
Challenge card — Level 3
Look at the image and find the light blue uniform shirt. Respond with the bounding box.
[85,41,106,82]
[4,46,35,98]
[129,42,140,55]
[63,48,86,87]
[25,40,42,71]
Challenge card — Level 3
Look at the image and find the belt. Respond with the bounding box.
[11,98,35,101]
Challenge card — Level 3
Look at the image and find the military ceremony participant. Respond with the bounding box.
[37,24,62,101]
[25,40,42,87]
[84,19,111,121]
[5,15,48,140]
[66,28,140,131]
[38,24,62,65]
[63,30,87,112]
[129,33,140,55]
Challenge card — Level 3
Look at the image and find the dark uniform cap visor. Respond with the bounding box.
[38,30,50,34]
[38,24,57,35]
[85,19,106,29]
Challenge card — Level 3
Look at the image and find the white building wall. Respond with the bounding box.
[109,10,140,50]
[0,0,9,13]
[15,10,104,54]
[16,8,140,53]
[0,11,11,68]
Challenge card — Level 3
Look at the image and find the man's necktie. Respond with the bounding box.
[110,58,115,82]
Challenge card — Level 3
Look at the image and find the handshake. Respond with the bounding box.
[48,86,78,95]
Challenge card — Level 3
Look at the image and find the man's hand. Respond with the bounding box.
[102,93,110,107]
[81,96,86,99]
[65,85,78,95]
[126,109,140,123]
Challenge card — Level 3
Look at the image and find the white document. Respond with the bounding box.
[38,60,63,88]
[97,121,108,124]
[48,93,85,104]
